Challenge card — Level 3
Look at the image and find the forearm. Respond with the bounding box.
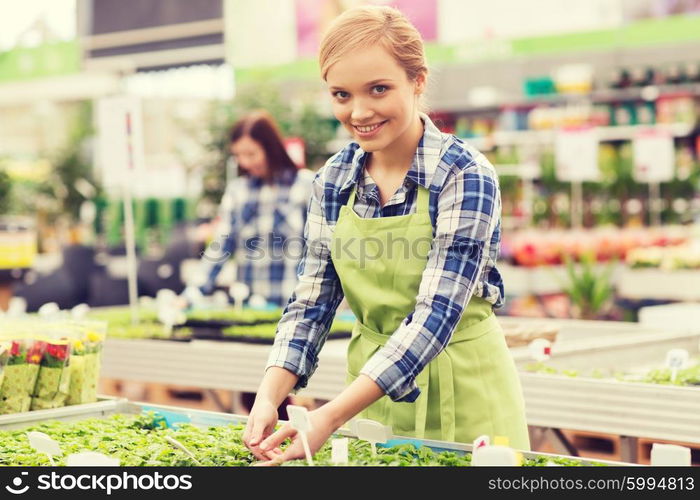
[317,375,384,429]
[255,367,300,408]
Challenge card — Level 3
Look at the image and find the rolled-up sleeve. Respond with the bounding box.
[265,169,345,391]
[359,162,501,402]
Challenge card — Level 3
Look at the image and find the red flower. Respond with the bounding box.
[10,341,21,357]
[26,341,47,364]
[47,343,69,361]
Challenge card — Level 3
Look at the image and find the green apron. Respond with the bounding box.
[331,184,530,449]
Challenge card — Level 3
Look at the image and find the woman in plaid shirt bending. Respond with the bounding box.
[198,110,314,307]
[245,6,530,463]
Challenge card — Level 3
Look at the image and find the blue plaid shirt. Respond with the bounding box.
[200,168,314,306]
[267,114,504,402]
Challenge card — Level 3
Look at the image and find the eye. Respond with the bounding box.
[332,90,350,101]
[371,85,388,95]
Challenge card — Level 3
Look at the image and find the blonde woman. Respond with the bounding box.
[244,6,530,464]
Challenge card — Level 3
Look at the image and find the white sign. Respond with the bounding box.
[633,131,674,183]
[96,95,146,193]
[554,128,600,182]
[27,432,62,465]
[528,338,552,362]
[285,405,314,465]
[354,419,391,457]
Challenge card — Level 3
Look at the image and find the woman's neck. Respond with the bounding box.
[369,114,424,174]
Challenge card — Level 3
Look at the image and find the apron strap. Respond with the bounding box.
[346,186,357,209]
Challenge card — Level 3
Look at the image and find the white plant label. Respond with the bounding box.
[8,297,27,316]
[248,294,268,309]
[27,432,62,465]
[528,338,552,362]
[38,302,60,317]
[354,419,391,457]
[229,282,250,309]
[554,127,600,182]
[285,405,314,466]
[633,131,674,183]
[287,405,313,433]
[71,303,91,319]
[471,445,519,466]
[331,438,349,465]
[66,452,120,467]
[212,290,229,308]
[665,348,689,382]
[473,434,490,450]
[650,443,691,466]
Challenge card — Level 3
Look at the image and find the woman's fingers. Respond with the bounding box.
[259,424,296,452]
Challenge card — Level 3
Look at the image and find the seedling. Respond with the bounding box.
[286,405,314,465]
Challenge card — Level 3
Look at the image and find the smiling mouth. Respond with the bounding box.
[352,120,387,135]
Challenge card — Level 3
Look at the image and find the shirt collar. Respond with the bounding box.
[339,112,443,193]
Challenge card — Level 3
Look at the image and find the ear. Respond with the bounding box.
[414,70,427,95]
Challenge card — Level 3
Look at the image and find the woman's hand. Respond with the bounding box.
[243,399,283,461]
[254,407,338,466]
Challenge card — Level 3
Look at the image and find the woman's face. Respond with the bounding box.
[231,135,268,178]
[325,44,425,154]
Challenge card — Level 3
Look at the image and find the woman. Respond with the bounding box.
[199,111,313,307]
[244,6,530,464]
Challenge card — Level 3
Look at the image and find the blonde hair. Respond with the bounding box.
[319,5,428,82]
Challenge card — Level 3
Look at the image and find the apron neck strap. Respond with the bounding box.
[345,183,429,213]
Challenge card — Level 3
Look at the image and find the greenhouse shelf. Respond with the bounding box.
[0,397,127,430]
[618,268,700,301]
[0,399,633,466]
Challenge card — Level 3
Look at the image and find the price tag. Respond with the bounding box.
[331,438,349,465]
[554,127,600,182]
[650,443,691,466]
[633,131,674,183]
[66,452,120,467]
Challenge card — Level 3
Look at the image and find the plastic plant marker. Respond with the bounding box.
[229,282,250,311]
[651,443,691,466]
[156,289,177,307]
[38,302,60,317]
[286,405,314,466]
[528,338,552,362]
[665,349,690,382]
[471,445,519,466]
[158,305,186,334]
[27,432,62,466]
[494,436,510,447]
[212,291,229,308]
[71,303,91,319]
[164,436,202,465]
[8,297,27,316]
[183,286,205,307]
[248,294,268,309]
[331,438,349,465]
[139,296,155,308]
[354,419,391,457]
[66,452,120,466]
[473,434,490,450]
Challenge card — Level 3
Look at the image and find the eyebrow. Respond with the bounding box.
[328,79,395,91]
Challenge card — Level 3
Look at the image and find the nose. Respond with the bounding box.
[350,97,374,123]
